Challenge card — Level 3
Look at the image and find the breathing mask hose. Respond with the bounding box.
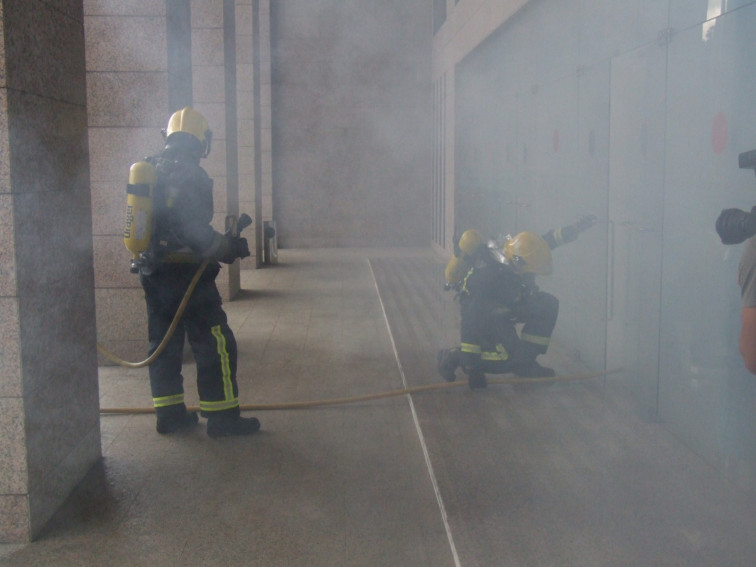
[96,259,210,368]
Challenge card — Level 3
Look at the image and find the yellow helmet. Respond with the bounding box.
[458,229,486,257]
[164,106,212,158]
[503,231,552,275]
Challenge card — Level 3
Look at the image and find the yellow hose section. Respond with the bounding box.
[96,260,210,369]
[99,369,620,414]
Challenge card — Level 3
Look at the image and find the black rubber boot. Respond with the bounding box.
[508,341,555,378]
[207,412,261,438]
[437,348,460,382]
[512,360,555,378]
[156,406,199,434]
[466,368,488,390]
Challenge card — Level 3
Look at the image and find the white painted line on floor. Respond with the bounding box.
[368,259,462,567]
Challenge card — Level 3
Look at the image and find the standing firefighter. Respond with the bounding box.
[437,216,597,389]
[128,107,260,437]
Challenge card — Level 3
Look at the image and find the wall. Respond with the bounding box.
[438,0,756,490]
[0,1,101,542]
[270,0,432,248]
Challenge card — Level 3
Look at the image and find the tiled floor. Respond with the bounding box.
[2,248,756,566]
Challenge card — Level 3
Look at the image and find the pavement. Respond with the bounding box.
[2,247,756,566]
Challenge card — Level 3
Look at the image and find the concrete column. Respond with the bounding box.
[236,0,273,269]
[191,0,241,299]
[235,0,257,267]
[259,1,274,258]
[0,1,101,542]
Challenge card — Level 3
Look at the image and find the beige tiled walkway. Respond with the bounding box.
[3,248,756,566]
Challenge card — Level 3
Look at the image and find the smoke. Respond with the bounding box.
[271,0,431,247]
[454,0,756,481]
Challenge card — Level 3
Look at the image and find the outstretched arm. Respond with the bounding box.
[542,214,597,250]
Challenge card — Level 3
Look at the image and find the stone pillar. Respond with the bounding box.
[235,0,272,270]
[259,0,273,231]
[191,0,241,300]
[236,0,257,267]
[0,1,101,542]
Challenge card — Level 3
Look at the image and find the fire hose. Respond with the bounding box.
[99,369,619,414]
[95,258,209,369]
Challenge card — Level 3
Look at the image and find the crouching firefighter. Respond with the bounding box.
[124,106,260,437]
[437,215,597,389]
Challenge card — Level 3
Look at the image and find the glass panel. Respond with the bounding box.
[515,66,610,371]
[661,3,756,482]
[558,62,611,371]
[607,40,667,417]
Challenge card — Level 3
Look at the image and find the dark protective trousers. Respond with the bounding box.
[459,290,559,374]
[141,262,240,418]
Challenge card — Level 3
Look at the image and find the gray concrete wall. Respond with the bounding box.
[270,0,433,248]
[0,0,101,543]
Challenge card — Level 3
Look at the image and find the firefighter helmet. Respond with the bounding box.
[458,229,486,257]
[503,231,552,275]
[164,107,212,158]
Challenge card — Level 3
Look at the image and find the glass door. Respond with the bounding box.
[606,40,668,418]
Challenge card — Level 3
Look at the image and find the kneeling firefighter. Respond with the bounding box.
[124,106,260,437]
[437,216,597,389]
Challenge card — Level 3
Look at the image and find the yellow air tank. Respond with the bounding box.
[124,160,156,271]
[444,255,471,288]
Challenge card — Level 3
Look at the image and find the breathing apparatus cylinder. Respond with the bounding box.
[124,160,156,273]
[444,229,486,289]
[444,256,469,288]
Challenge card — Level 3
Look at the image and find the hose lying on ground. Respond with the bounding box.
[99,369,620,414]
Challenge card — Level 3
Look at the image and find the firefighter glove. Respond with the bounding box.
[220,236,251,264]
[573,214,597,234]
